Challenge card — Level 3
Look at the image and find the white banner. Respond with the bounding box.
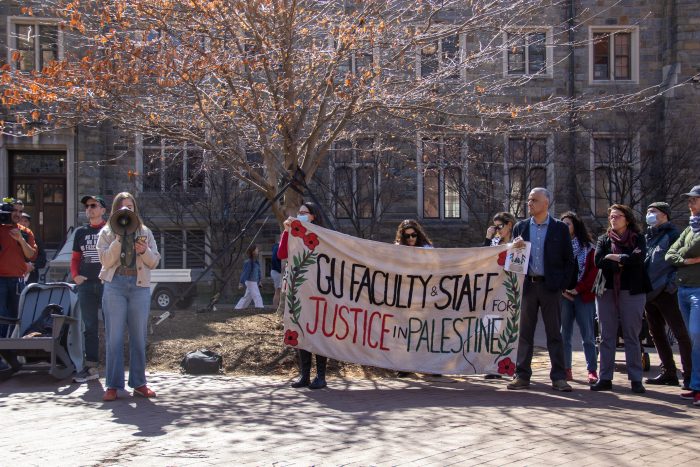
[282,221,526,376]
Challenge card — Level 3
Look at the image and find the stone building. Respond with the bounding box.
[1,1,698,295]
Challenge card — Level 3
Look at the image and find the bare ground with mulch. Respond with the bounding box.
[145,305,551,380]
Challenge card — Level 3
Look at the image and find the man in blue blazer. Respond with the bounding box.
[507,188,576,392]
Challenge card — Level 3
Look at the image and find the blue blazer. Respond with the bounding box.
[512,215,575,291]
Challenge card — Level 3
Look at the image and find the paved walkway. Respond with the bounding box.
[2,342,699,466]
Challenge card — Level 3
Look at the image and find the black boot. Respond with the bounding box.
[291,350,311,388]
[631,381,646,394]
[309,355,327,389]
[590,379,613,391]
[645,371,679,386]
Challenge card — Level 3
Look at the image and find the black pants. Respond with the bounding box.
[645,290,692,380]
[298,349,327,378]
[515,281,567,381]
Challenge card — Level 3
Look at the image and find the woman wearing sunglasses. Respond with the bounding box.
[394,219,433,249]
[484,212,516,246]
[394,219,434,377]
[591,204,651,394]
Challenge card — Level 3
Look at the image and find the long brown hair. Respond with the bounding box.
[607,204,640,234]
[246,244,258,260]
[394,219,432,247]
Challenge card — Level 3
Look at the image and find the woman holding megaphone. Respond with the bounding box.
[97,192,161,402]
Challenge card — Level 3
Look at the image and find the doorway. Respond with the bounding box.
[9,151,67,249]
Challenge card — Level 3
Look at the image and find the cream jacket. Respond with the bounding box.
[97,224,161,287]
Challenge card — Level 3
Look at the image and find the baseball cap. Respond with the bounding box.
[21,212,31,220]
[81,195,106,208]
[681,185,700,198]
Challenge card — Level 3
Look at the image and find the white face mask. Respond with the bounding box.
[297,214,309,223]
[646,212,658,226]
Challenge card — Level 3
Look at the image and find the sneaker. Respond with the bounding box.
[103,388,118,402]
[680,390,697,400]
[133,385,156,398]
[552,379,573,392]
[588,370,599,384]
[565,368,573,381]
[507,377,530,390]
[590,379,613,391]
[694,393,700,407]
[73,367,99,383]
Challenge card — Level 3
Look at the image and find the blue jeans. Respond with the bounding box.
[102,275,151,390]
[77,280,104,367]
[0,277,24,337]
[678,286,700,391]
[560,295,598,372]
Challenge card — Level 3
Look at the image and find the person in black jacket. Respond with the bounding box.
[506,188,575,392]
[643,202,691,389]
[591,204,652,394]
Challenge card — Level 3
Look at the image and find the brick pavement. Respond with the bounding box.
[2,343,699,466]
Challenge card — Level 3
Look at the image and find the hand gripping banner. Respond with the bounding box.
[282,221,527,376]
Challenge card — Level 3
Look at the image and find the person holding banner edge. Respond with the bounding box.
[278,201,329,389]
[507,188,575,392]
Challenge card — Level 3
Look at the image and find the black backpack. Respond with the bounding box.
[180,349,223,375]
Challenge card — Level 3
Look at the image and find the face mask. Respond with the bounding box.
[645,212,657,226]
[297,214,309,223]
[690,215,700,233]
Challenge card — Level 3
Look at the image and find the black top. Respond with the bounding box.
[72,224,104,280]
[512,216,575,292]
[594,232,652,295]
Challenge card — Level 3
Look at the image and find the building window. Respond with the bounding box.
[142,137,204,193]
[9,20,60,72]
[154,229,207,269]
[330,138,377,219]
[417,34,463,79]
[591,136,635,217]
[507,137,548,218]
[589,27,639,83]
[503,30,551,76]
[331,38,377,78]
[419,136,464,219]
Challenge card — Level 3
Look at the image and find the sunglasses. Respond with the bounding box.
[85,203,100,208]
[494,224,505,230]
[609,215,624,220]
[403,232,418,239]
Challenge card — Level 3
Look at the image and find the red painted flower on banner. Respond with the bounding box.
[284,329,299,347]
[303,233,320,251]
[497,357,515,376]
[497,250,507,266]
[290,220,307,238]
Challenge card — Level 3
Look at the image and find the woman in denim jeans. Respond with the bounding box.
[559,211,599,384]
[666,185,700,406]
[97,192,160,402]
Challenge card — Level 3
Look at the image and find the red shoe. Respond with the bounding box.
[103,388,118,402]
[565,368,573,381]
[680,390,696,400]
[694,393,700,407]
[588,370,599,384]
[133,385,156,398]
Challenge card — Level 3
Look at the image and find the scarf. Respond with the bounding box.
[608,229,637,307]
[691,215,700,234]
[120,233,136,267]
[571,237,590,283]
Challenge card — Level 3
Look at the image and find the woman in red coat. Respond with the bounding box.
[559,211,599,384]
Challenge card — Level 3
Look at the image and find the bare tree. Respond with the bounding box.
[1,0,669,226]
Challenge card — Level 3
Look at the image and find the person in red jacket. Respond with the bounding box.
[278,201,329,390]
[560,211,599,384]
